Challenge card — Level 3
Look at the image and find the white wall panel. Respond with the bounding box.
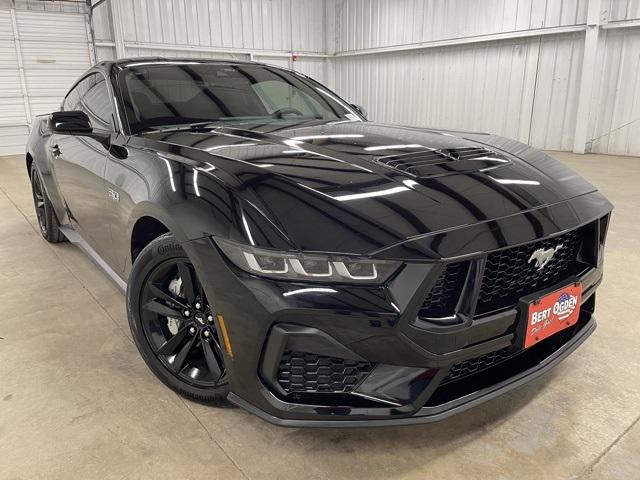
[1,0,639,158]
[0,5,91,155]
[590,28,640,155]
[0,9,27,154]
[94,0,326,52]
[331,40,536,141]
[0,10,25,127]
[328,0,640,155]
[331,33,585,151]
[332,0,588,53]
[529,33,585,151]
[92,0,328,84]
[16,11,92,116]
[11,0,86,13]
[293,57,327,83]
[608,0,640,20]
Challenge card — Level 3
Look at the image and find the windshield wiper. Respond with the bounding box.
[144,121,224,134]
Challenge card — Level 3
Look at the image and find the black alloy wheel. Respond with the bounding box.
[31,169,47,235]
[127,234,229,402]
[30,164,65,243]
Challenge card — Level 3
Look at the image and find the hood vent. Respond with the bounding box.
[376,146,511,178]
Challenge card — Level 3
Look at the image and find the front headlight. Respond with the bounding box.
[215,238,401,284]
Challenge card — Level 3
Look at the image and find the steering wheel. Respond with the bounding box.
[272,107,304,118]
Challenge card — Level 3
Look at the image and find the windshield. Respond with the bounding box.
[118,62,361,133]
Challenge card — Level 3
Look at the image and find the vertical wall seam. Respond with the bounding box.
[9,6,32,128]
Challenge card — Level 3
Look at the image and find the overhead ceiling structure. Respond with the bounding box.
[0,0,638,156]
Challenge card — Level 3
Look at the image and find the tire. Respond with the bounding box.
[127,233,230,403]
[30,164,65,243]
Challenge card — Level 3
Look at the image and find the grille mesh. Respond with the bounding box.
[277,351,374,394]
[419,262,468,318]
[476,227,586,315]
[442,346,518,384]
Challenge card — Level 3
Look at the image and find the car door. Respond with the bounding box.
[51,73,115,258]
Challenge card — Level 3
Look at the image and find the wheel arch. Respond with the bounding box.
[26,152,34,178]
[130,215,171,263]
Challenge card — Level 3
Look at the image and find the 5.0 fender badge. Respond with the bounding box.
[107,188,120,202]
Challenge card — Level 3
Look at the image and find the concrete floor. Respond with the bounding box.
[0,151,638,480]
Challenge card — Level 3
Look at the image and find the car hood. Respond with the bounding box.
[136,120,604,257]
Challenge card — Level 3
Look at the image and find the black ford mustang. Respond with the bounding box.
[27,58,612,427]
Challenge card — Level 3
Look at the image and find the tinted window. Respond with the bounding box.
[62,83,81,111]
[64,73,114,131]
[118,63,361,133]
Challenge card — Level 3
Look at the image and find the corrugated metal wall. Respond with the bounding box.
[0,1,91,155]
[331,0,588,52]
[92,0,328,82]
[608,0,640,20]
[588,1,640,155]
[1,0,639,156]
[590,27,640,156]
[331,32,584,151]
[328,0,640,156]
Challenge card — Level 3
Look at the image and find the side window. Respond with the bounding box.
[62,84,81,111]
[67,74,115,131]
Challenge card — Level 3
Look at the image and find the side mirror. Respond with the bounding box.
[49,110,92,133]
[350,104,368,120]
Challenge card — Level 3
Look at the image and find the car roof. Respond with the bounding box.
[98,56,261,70]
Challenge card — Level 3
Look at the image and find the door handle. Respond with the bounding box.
[50,144,61,157]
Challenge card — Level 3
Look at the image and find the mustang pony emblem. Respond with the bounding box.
[528,244,563,270]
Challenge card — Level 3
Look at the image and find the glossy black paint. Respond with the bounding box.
[26,58,613,426]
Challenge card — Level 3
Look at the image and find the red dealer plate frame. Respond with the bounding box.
[524,283,582,349]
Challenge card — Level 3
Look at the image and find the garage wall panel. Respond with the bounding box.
[327,0,640,154]
[331,38,545,144]
[608,0,640,20]
[332,0,588,53]
[93,0,328,83]
[0,8,27,154]
[0,5,91,155]
[0,11,25,127]
[529,33,585,151]
[95,0,326,53]
[590,28,640,155]
[12,0,86,13]
[16,11,92,117]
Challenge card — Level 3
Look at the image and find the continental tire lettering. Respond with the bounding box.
[158,243,181,255]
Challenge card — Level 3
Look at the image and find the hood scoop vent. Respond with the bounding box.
[376,146,511,178]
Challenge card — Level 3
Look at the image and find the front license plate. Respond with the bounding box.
[524,283,582,349]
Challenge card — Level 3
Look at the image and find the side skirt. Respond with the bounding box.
[59,226,127,292]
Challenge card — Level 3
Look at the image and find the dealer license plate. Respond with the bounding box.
[524,283,582,349]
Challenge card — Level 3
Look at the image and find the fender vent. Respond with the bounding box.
[376,147,510,177]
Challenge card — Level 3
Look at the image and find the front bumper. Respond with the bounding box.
[180,193,611,427]
[229,313,596,427]
[182,228,604,427]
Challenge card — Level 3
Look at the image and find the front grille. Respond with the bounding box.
[377,147,508,177]
[277,351,374,394]
[442,346,520,384]
[419,262,469,318]
[476,227,587,315]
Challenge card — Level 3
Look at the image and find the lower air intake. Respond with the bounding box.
[277,351,374,393]
[442,346,519,384]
